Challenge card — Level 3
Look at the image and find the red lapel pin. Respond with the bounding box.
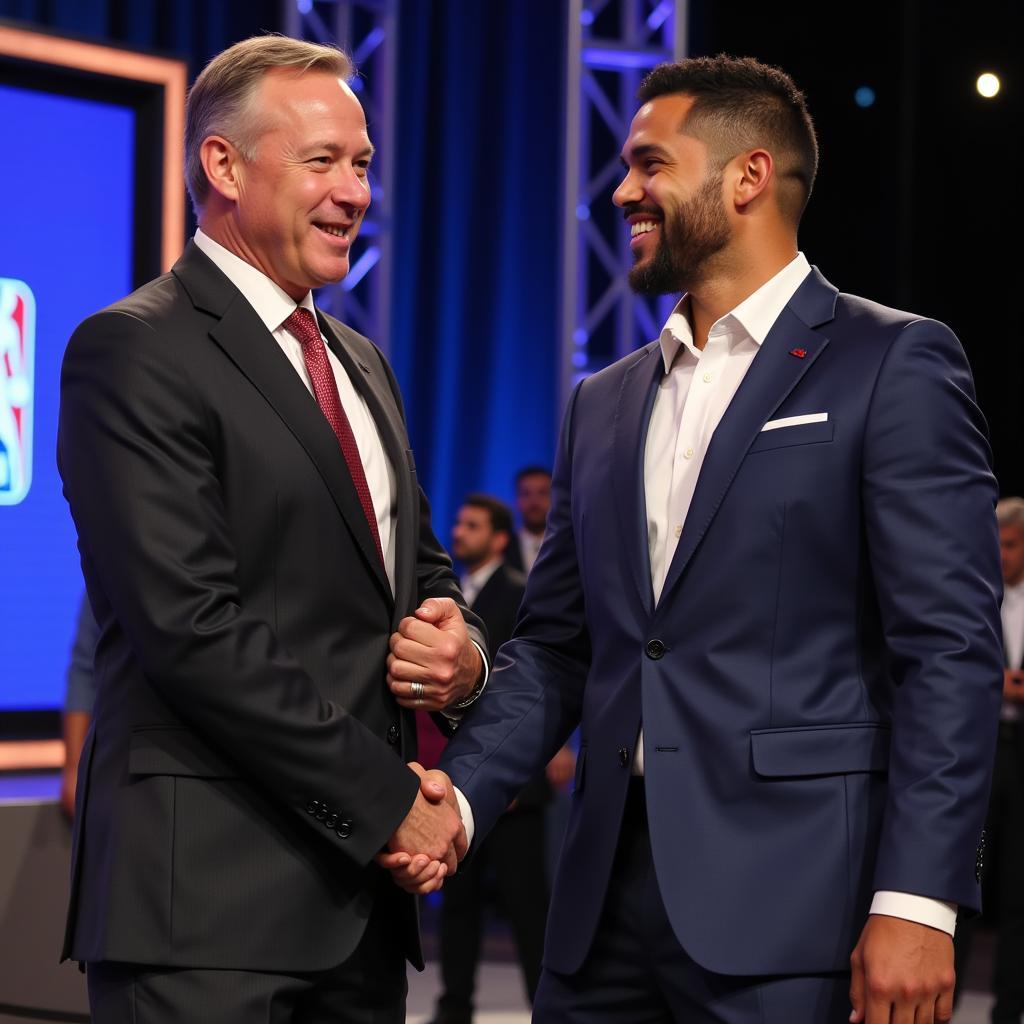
[789,348,807,359]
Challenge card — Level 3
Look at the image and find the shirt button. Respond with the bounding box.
[703,372,712,383]
[683,447,694,459]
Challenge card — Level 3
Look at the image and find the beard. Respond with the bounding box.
[627,171,730,296]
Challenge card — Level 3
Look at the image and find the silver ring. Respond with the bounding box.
[410,681,423,699]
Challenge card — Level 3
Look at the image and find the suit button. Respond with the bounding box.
[618,747,629,767]
[306,800,320,815]
[336,819,353,839]
[325,814,338,829]
[646,639,666,660]
[316,806,328,821]
[387,724,400,745]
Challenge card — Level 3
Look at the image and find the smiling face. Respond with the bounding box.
[613,93,731,295]
[225,69,373,299]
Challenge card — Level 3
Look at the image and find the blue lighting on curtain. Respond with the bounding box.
[391,0,565,537]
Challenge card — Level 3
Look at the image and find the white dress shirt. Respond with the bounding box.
[460,251,954,933]
[1001,579,1024,722]
[194,230,398,592]
[517,529,544,574]
[460,558,502,609]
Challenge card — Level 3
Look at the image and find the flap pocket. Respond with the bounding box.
[573,745,587,793]
[750,722,890,778]
[128,727,240,779]
[748,419,834,453]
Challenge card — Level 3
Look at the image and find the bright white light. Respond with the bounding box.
[977,73,1001,98]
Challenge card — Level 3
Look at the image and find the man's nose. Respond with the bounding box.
[613,170,641,208]
[332,166,372,210]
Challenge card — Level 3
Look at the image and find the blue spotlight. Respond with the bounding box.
[854,86,876,109]
[576,203,590,221]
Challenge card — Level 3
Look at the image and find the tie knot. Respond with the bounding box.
[283,307,321,348]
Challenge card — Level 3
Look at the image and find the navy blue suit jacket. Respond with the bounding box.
[440,268,1004,977]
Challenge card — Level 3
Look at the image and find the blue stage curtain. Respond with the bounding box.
[391,0,565,536]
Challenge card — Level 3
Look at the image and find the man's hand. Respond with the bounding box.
[1003,668,1024,703]
[546,745,576,790]
[849,915,955,1024]
[387,598,482,710]
[376,765,466,894]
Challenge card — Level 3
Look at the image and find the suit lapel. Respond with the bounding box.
[612,344,663,615]
[173,244,393,605]
[655,270,838,610]
[318,314,417,619]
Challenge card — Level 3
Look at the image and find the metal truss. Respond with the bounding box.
[283,0,397,353]
[560,0,688,410]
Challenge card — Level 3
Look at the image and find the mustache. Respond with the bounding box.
[622,203,662,221]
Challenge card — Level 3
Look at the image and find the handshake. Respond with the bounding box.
[377,763,466,894]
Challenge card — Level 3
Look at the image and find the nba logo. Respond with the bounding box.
[0,278,34,505]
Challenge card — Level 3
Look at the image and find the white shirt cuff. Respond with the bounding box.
[454,787,475,846]
[870,891,958,936]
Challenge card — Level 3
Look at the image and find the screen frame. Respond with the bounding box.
[0,23,186,753]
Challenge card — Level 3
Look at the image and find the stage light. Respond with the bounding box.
[576,203,590,221]
[580,8,595,25]
[854,86,876,108]
[976,73,1001,98]
[573,328,589,346]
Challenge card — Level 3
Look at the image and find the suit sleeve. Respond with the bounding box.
[439,382,591,842]
[862,318,1003,910]
[58,310,419,866]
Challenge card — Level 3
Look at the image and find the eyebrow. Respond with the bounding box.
[620,142,673,169]
[308,141,377,160]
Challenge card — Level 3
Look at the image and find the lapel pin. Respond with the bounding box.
[789,348,807,359]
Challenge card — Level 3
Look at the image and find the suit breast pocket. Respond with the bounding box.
[748,419,834,454]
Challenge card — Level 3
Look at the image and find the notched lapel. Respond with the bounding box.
[612,345,662,615]
[656,299,832,611]
[319,314,416,615]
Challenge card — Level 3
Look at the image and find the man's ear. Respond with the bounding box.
[200,135,244,203]
[731,148,774,211]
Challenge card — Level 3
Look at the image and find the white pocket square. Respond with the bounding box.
[761,413,828,432]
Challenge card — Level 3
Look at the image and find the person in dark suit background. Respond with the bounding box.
[505,466,552,576]
[388,55,1003,1023]
[57,35,488,1024]
[427,494,572,1024]
[955,497,1024,1022]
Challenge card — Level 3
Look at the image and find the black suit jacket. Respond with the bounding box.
[470,564,548,808]
[57,242,485,972]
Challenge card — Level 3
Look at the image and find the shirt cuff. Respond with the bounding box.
[454,786,476,847]
[870,891,958,936]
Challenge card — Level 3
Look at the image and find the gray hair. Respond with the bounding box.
[996,496,1024,530]
[185,34,353,217]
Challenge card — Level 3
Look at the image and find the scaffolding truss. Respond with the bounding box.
[560,0,687,409]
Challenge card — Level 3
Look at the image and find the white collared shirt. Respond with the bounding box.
[517,529,544,574]
[193,229,397,592]
[1001,580,1024,722]
[460,559,502,609]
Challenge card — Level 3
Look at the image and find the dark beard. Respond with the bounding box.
[628,172,730,296]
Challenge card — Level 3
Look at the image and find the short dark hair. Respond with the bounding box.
[637,54,818,225]
[514,465,552,487]
[462,494,514,536]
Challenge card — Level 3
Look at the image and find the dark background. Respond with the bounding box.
[2,0,1020,503]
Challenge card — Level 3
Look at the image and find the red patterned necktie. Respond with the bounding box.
[283,307,385,566]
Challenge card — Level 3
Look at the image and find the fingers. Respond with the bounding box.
[377,851,448,894]
[849,941,866,1022]
[934,986,954,1023]
[419,768,453,802]
[414,597,459,626]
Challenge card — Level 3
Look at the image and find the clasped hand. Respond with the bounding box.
[387,597,482,711]
[376,763,465,894]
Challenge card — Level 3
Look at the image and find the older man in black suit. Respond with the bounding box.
[58,34,487,1024]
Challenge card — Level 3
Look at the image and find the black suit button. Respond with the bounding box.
[306,800,320,815]
[387,724,400,745]
[316,806,328,821]
[646,639,666,660]
[325,814,338,829]
[618,747,629,767]
[335,819,353,839]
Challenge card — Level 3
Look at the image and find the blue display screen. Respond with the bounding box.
[0,83,135,710]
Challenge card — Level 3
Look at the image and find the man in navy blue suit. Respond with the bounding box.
[383,56,1003,1023]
